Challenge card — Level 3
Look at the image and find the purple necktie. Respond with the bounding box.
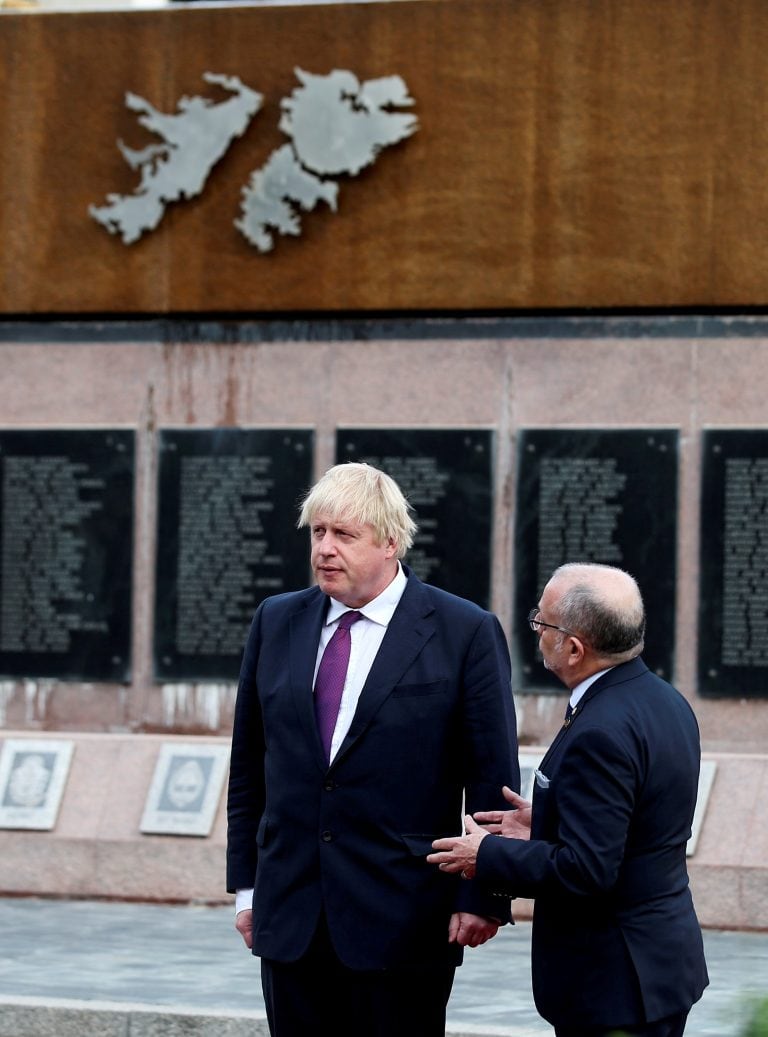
[314,611,362,762]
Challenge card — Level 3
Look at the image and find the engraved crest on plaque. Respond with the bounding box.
[140,742,230,837]
[0,739,74,830]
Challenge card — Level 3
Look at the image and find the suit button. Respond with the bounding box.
[323,780,336,791]
[321,830,333,842]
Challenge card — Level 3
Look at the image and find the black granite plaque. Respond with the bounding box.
[0,430,134,681]
[698,430,768,698]
[513,429,678,691]
[336,429,493,608]
[154,428,313,681]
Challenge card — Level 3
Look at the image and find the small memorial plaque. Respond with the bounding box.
[687,759,716,856]
[0,739,74,830]
[699,430,768,698]
[0,430,134,681]
[513,429,678,690]
[154,428,313,681]
[336,428,493,607]
[140,742,230,837]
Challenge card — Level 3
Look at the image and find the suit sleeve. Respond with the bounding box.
[475,725,637,899]
[455,611,520,920]
[226,604,267,894]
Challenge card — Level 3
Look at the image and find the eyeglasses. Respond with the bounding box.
[527,608,582,640]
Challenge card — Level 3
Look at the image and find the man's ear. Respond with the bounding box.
[567,636,586,664]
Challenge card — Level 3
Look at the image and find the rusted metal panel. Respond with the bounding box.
[1,0,766,313]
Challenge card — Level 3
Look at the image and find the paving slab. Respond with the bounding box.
[0,898,765,1036]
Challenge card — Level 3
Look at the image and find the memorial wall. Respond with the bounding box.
[0,318,766,923]
[1,319,766,755]
[0,0,767,920]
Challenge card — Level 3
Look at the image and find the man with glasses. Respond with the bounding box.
[429,562,708,1037]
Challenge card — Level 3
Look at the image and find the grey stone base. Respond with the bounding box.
[0,998,537,1037]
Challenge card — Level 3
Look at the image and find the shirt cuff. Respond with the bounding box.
[235,888,254,914]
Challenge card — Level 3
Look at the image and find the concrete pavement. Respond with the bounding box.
[0,897,765,1036]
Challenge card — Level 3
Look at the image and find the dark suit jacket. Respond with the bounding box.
[477,657,708,1029]
[227,567,520,970]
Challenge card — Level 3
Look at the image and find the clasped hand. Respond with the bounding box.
[426,785,532,878]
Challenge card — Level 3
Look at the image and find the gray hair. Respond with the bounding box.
[551,562,646,661]
[297,462,417,559]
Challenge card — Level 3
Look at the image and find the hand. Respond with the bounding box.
[473,785,532,840]
[448,911,500,947]
[427,814,487,878]
[235,907,253,949]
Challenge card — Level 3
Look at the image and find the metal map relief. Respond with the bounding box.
[89,68,418,253]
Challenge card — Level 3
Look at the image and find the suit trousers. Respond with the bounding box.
[259,913,456,1037]
[554,1008,690,1037]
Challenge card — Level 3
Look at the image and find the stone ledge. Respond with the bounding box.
[0,997,271,1037]
[0,732,765,930]
[0,997,539,1037]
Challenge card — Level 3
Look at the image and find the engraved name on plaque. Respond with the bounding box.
[154,429,313,681]
[336,428,493,608]
[514,429,678,691]
[699,430,768,698]
[0,431,134,681]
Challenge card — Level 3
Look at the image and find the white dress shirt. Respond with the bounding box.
[236,563,408,915]
[317,562,407,761]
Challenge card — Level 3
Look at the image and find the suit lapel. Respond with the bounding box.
[538,721,570,773]
[333,576,434,763]
[288,589,328,764]
[538,657,650,772]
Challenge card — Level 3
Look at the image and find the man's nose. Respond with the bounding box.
[317,532,337,554]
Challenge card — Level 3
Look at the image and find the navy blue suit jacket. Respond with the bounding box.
[477,657,708,1028]
[227,567,520,969]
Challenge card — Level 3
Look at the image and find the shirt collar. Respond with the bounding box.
[570,667,613,708]
[325,562,408,627]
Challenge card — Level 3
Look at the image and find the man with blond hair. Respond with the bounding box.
[227,462,520,1037]
[429,562,709,1037]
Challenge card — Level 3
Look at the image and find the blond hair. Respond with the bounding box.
[297,462,417,559]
